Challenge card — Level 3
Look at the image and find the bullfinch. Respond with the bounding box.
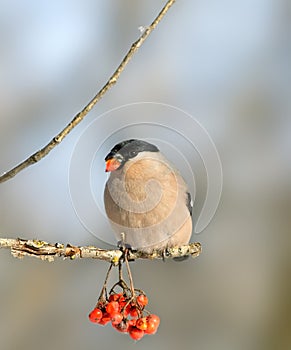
[104,139,193,255]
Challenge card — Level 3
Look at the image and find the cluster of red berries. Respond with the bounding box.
[89,292,160,340]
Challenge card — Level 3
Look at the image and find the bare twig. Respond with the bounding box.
[0,238,201,264]
[0,0,175,183]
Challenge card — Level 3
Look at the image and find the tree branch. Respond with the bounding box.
[0,0,176,183]
[0,238,201,264]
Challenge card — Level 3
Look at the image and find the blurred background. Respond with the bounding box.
[1,0,291,349]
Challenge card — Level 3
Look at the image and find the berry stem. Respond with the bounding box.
[98,263,114,303]
[118,260,123,281]
[124,249,135,297]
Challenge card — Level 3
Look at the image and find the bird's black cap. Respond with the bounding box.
[105,139,159,163]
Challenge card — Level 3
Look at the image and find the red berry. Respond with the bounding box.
[111,312,123,325]
[129,306,139,318]
[147,314,160,327]
[118,295,127,309]
[119,300,127,310]
[112,320,129,333]
[98,312,111,326]
[88,308,103,323]
[128,318,137,327]
[119,295,126,302]
[136,294,148,307]
[136,317,148,331]
[109,293,123,302]
[144,319,157,334]
[106,301,120,315]
[129,326,144,341]
[145,314,160,334]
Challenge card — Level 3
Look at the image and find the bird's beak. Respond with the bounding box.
[105,157,121,172]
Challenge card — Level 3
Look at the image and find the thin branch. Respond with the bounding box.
[0,238,201,264]
[0,0,176,183]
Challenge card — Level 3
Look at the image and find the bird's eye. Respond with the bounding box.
[129,151,137,158]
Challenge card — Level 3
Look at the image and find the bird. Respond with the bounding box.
[103,139,193,256]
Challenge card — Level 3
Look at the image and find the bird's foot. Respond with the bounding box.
[117,240,132,250]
